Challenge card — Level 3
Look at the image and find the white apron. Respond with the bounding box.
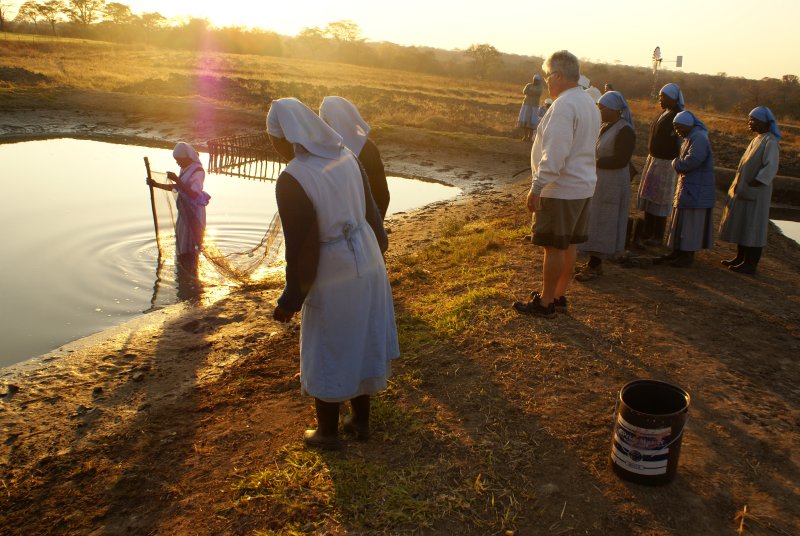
[286,149,399,402]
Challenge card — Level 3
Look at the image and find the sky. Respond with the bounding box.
[6,0,799,80]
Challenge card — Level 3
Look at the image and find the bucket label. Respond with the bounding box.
[612,415,672,475]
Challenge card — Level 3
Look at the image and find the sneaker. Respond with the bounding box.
[554,296,568,313]
[513,297,556,318]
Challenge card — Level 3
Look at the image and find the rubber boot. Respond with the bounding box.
[343,395,370,440]
[653,249,681,265]
[304,399,341,450]
[669,250,694,268]
[649,215,667,246]
[730,246,761,275]
[722,245,745,267]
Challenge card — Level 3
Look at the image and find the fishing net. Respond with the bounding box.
[145,164,285,286]
[207,133,286,181]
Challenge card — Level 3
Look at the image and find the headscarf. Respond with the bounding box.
[173,142,202,165]
[659,83,685,111]
[673,110,707,132]
[749,106,782,140]
[533,74,543,83]
[578,74,590,89]
[318,96,370,155]
[598,91,633,127]
[267,97,343,160]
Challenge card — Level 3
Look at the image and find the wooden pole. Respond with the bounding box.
[144,156,162,254]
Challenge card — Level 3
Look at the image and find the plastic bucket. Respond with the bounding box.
[610,379,690,485]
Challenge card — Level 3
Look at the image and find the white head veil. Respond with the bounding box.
[173,142,202,165]
[266,98,343,160]
[318,96,371,155]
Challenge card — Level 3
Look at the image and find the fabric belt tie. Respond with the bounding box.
[321,221,365,276]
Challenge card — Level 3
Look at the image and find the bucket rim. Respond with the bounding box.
[618,379,690,418]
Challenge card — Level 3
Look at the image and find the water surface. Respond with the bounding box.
[0,138,460,366]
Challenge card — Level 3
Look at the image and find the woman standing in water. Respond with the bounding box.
[147,142,211,296]
[267,98,399,450]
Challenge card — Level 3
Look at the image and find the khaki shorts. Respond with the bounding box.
[532,197,591,249]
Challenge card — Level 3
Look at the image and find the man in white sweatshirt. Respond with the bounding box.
[513,50,600,318]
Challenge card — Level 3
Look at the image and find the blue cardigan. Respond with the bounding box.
[672,128,716,209]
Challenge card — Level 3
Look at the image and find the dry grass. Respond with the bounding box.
[2,33,799,167]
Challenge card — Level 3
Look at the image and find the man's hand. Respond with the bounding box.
[273,305,295,323]
[166,171,178,182]
[526,191,540,213]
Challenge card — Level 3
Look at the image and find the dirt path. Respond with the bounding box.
[1,106,799,535]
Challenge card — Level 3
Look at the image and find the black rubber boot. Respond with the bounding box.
[653,249,681,265]
[343,395,371,440]
[304,399,341,450]
[722,245,745,267]
[651,215,667,245]
[669,250,694,268]
[730,246,761,275]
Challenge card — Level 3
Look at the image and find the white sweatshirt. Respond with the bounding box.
[530,86,601,199]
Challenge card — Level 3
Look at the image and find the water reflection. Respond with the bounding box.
[0,138,460,366]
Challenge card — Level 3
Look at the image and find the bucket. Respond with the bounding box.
[610,379,690,485]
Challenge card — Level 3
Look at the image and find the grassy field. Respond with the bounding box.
[2,32,799,167]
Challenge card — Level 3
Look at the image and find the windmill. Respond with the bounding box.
[651,46,683,98]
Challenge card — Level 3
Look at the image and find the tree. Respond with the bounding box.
[465,43,502,79]
[67,0,105,26]
[35,0,65,35]
[296,26,328,57]
[324,19,362,42]
[15,0,39,30]
[0,0,12,31]
[103,1,132,24]
[139,11,165,30]
[781,74,799,87]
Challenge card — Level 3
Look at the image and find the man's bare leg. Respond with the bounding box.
[540,246,565,306]
[554,244,577,299]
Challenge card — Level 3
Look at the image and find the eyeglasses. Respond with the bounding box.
[544,71,559,82]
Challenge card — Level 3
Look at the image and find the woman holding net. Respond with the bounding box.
[146,142,211,295]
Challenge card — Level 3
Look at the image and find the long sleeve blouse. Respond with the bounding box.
[358,138,390,218]
[648,109,681,160]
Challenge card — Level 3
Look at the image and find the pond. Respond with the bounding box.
[0,138,460,367]
[773,220,800,244]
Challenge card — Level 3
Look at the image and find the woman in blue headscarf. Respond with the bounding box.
[718,106,781,274]
[654,111,715,267]
[635,83,685,247]
[575,91,636,280]
[517,74,544,141]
